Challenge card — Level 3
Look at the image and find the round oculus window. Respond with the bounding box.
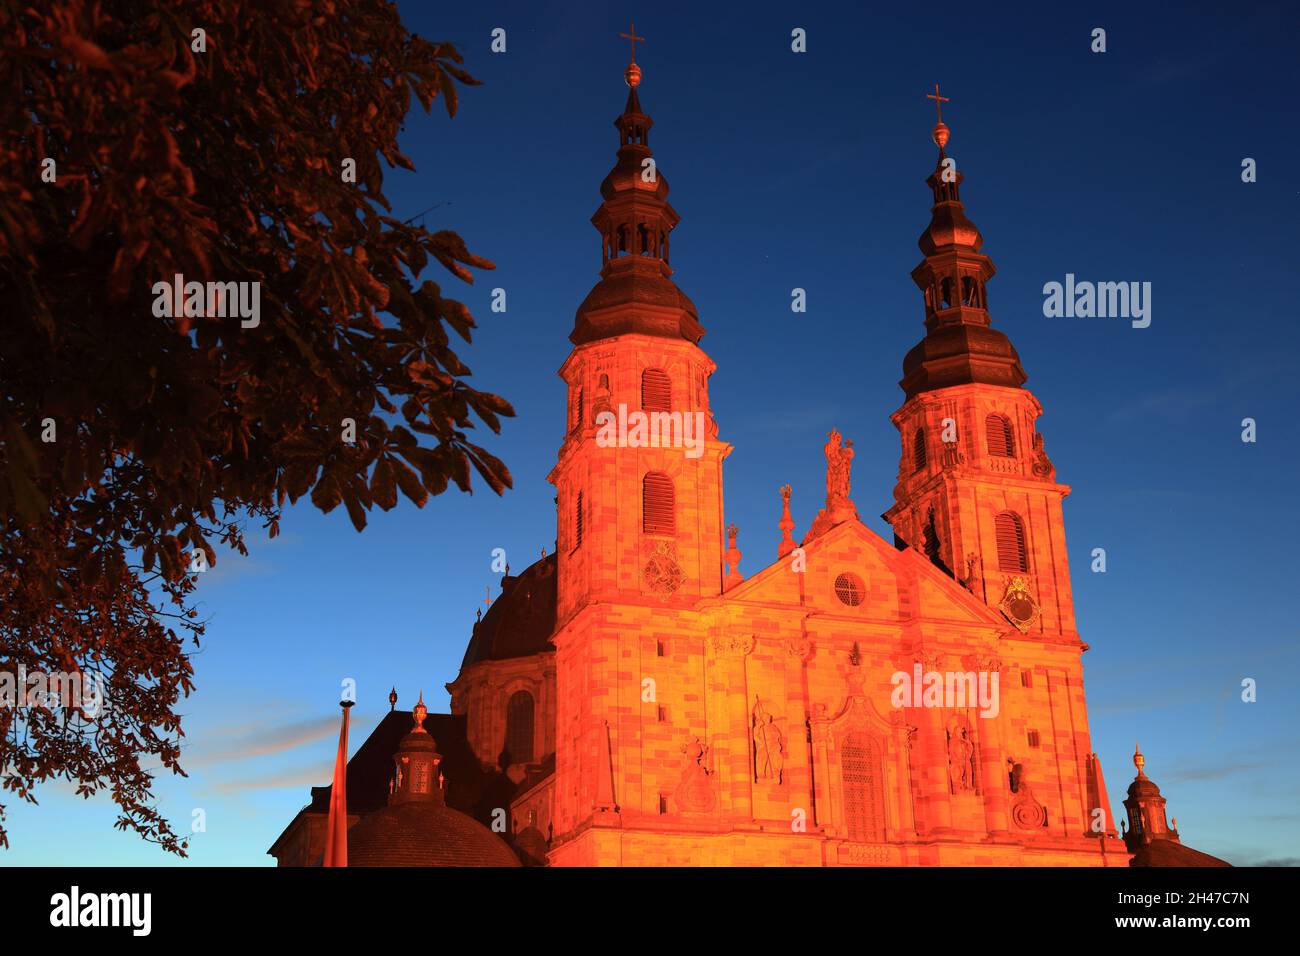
[834,572,865,607]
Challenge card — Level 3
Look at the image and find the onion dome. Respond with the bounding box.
[460,552,557,670]
[571,58,704,346]
[900,94,1027,400]
[347,695,520,867]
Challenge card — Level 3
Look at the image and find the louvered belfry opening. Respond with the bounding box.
[642,368,672,413]
[995,511,1028,572]
[575,490,584,549]
[642,472,675,535]
[986,414,1015,457]
[913,428,928,472]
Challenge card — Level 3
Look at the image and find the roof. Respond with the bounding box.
[1130,839,1232,867]
[347,797,521,868]
[304,710,483,816]
[460,553,558,670]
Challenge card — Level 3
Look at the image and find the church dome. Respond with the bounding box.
[460,552,558,669]
[918,202,983,254]
[347,800,521,867]
[572,259,703,345]
[600,153,671,200]
[900,323,1027,398]
[347,696,521,867]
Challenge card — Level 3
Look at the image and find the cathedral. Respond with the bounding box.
[269,49,1227,868]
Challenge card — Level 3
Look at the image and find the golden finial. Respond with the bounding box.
[620,20,645,87]
[413,691,428,732]
[927,83,951,149]
[1133,741,1146,776]
[484,585,492,607]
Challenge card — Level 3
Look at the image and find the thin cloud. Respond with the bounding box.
[207,765,327,796]
[187,715,339,767]
[1162,758,1271,785]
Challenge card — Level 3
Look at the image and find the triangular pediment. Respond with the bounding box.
[719,517,1009,631]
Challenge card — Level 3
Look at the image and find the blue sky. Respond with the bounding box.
[6,0,1299,866]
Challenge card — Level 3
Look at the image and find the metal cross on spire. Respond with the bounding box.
[926,83,950,124]
[620,20,645,62]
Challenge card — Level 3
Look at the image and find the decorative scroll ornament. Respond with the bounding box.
[786,634,814,661]
[643,541,684,595]
[998,576,1040,633]
[960,652,1004,675]
[1008,759,1048,829]
[674,738,715,813]
[707,633,755,657]
[1031,432,1056,480]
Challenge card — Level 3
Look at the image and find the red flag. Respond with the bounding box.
[323,701,353,867]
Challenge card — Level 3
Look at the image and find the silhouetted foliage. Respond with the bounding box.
[0,0,513,853]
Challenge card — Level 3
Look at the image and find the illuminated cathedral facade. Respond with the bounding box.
[270,52,1225,869]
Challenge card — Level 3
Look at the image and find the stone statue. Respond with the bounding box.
[804,428,861,544]
[752,697,787,784]
[947,723,976,793]
[825,428,854,506]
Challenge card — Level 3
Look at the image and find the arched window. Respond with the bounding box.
[913,428,928,472]
[574,490,583,549]
[995,511,1028,572]
[641,368,672,412]
[985,414,1015,457]
[505,691,535,764]
[841,733,885,843]
[643,472,675,535]
[574,387,585,432]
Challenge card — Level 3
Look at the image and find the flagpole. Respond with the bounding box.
[322,698,354,867]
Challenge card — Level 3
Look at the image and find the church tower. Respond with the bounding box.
[549,45,730,622]
[547,38,732,859]
[883,92,1077,643]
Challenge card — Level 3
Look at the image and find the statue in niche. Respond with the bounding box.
[959,552,982,595]
[752,697,787,784]
[923,506,953,577]
[593,372,612,419]
[947,722,977,794]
